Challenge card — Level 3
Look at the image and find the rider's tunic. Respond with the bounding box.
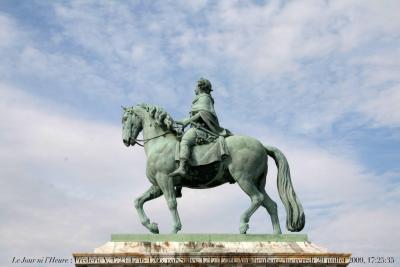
[179,93,225,159]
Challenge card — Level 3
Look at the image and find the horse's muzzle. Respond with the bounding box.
[123,138,131,147]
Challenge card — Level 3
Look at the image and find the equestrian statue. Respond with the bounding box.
[121,78,305,234]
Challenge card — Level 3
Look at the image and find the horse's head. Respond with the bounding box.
[122,106,143,147]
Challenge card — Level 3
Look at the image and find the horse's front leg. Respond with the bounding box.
[156,173,182,234]
[134,185,163,234]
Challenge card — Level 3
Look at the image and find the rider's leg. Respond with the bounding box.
[169,128,196,177]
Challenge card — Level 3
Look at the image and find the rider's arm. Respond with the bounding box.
[175,117,190,126]
[177,95,211,127]
[186,112,201,126]
[177,113,201,127]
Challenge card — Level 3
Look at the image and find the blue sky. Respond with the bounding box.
[1,0,399,266]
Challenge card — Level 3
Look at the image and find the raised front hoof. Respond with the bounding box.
[148,222,159,234]
[239,223,249,234]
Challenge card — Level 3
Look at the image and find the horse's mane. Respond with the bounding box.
[137,103,176,132]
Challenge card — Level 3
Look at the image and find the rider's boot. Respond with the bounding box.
[169,159,188,177]
[169,139,190,177]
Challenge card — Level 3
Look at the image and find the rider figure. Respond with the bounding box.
[170,78,229,177]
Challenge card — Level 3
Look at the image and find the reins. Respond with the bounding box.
[134,131,171,147]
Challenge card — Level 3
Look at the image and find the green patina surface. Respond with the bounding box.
[111,234,308,242]
[121,79,305,235]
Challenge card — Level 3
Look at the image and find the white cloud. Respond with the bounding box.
[158,0,400,132]
[359,86,400,127]
[0,14,17,48]
[239,0,400,130]
[0,84,146,262]
[2,1,400,133]
[312,207,400,256]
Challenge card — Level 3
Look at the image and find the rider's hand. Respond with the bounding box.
[178,119,190,127]
[177,120,189,126]
[176,127,184,135]
[173,124,184,135]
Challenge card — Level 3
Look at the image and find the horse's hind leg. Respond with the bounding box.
[134,185,163,234]
[235,176,265,234]
[259,174,282,234]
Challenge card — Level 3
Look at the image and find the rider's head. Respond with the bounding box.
[196,78,212,94]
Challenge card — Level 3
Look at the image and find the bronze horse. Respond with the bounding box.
[122,104,305,234]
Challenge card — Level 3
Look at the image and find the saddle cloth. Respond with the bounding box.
[175,136,230,166]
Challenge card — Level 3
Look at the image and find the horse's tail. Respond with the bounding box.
[264,145,305,232]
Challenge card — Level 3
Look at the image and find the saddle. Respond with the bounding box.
[175,135,230,166]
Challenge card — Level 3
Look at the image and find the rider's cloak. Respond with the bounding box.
[190,93,231,136]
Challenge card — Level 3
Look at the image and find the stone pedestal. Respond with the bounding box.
[73,234,350,266]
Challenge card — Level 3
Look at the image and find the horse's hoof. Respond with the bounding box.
[273,229,282,235]
[239,223,249,234]
[171,225,182,234]
[170,229,180,234]
[149,223,159,234]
